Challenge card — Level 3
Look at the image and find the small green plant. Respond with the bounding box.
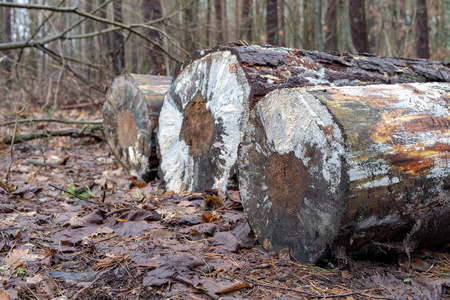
[44,106,54,118]
[134,191,144,200]
[16,267,26,279]
[64,179,95,200]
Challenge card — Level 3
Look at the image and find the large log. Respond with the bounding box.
[238,82,450,263]
[103,74,171,180]
[158,44,450,193]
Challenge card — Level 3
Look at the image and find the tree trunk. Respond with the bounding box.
[266,0,278,45]
[349,0,369,53]
[240,0,252,42]
[103,74,171,181]
[157,45,450,194]
[314,0,324,51]
[2,0,12,82]
[415,0,430,59]
[143,0,164,75]
[111,0,125,75]
[238,83,450,263]
[214,0,223,43]
[324,0,338,51]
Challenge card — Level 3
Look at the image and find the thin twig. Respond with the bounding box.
[0,118,102,126]
[249,280,395,299]
[48,183,108,207]
[5,103,26,185]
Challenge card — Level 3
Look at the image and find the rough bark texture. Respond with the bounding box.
[238,83,450,263]
[159,44,450,193]
[103,74,171,181]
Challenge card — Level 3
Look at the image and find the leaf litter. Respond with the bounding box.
[0,108,449,299]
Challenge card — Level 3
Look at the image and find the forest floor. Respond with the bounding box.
[0,103,450,300]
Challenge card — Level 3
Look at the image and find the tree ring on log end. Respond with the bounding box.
[238,88,346,263]
[158,51,251,193]
[103,74,153,180]
[267,152,308,215]
[179,92,215,157]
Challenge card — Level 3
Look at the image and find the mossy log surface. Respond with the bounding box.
[238,82,450,263]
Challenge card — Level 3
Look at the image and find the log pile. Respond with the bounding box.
[158,44,450,193]
[103,45,450,263]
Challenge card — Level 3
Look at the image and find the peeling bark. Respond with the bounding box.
[238,82,450,263]
[103,74,171,181]
[158,44,450,193]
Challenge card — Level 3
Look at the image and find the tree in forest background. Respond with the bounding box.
[0,0,449,108]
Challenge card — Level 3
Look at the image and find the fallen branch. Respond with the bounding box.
[60,102,103,110]
[0,118,102,126]
[1,125,103,145]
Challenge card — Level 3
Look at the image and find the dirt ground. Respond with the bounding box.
[1,104,449,300]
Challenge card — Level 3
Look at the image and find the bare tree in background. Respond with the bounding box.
[144,0,164,74]
[215,0,223,43]
[325,0,338,51]
[111,0,125,75]
[2,0,12,83]
[415,0,430,58]
[241,0,252,42]
[0,0,449,108]
[266,0,278,45]
[314,0,324,51]
[349,0,369,52]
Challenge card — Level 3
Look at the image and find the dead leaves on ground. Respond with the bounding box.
[0,109,450,299]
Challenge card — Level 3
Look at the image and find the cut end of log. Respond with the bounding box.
[103,74,154,181]
[158,51,251,193]
[239,83,450,263]
[238,88,347,263]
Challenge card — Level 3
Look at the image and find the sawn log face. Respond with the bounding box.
[238,82,450,263]
[103,74,170,181]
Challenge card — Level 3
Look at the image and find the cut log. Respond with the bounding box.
[238,82,450,263]
[158,44,450,193]
[103,74,171,181]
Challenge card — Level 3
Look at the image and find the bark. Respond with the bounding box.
[238,83,450,263]
[349,0,369,52]
[266,0,278,45]
[157,44,450,194]
[103,74,171,181]
[324,0,338,51]
[415,0,430,59]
